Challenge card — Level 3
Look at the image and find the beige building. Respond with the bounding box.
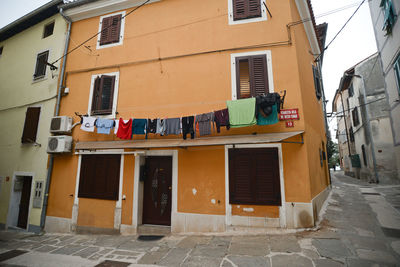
[0,0,68,232]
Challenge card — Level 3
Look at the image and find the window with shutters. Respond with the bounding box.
[21,107,41,144]
[97,11,125,49]
[229,148,281,206]
[88,72,120,117]
[352,106,360,127]
[231,50,274,100]
[228,0,267,25]
[312,65,322,100]
[78,154,121,200]
[43,21,54,38]
[33,51,49,80]
[380,0,397,35]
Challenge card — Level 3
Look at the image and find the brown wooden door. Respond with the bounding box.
[143,157,172,226]
[17,176,32,229]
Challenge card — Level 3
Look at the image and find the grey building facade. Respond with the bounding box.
[369,0,400,182]
[333,53,399,184]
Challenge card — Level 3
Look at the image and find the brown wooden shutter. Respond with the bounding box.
[21,107,41,143]
[100,15,121,45]
[109,15,122,44]
[78,154,121,200]
[236,55,268,99]
[250,55,268,96]
[229,148,281,205]
[312,65,322,100]
[100,16,113,45]
[248,0,262,18]
[94,75,115,115]
[91,76,101,115]
[233,0,247,20]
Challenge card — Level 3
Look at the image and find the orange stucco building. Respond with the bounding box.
[45,0,330,234]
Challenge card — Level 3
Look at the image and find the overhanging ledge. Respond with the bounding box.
[75,131,304,150]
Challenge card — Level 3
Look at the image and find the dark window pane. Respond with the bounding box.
[21,107,41,143]
[43,22,54,38]
[33,51,49,79]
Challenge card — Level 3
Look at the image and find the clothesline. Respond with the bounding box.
[78,94,283,141]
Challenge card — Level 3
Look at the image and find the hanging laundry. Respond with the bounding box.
[156,119,165,136]
[257,104,279,125]
[165,118,181,135]
[195,112,214,136]
[226,98,256,128]
[182,116,195,140]
[96,118,114,134]
[132,119,147,135]
[114,119,119,134]
[256,93,281,117]
[116,118,133,139]
[147,119,157,134]
[214,108,230,133]
[80,117,96,132]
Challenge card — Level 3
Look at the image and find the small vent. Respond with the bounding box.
[48,138,58,151]
[50,117,61,131]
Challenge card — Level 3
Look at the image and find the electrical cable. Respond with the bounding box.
[315,0,366,62]
[51,1,363,65]
[51,0,151,65]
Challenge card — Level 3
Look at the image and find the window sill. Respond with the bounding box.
[32,76,48,84]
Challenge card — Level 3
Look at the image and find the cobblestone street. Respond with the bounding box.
[0,171,399,267]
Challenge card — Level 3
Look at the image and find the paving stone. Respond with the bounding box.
[227,255,271,267]
[111,250,141,257]
[58,235,75,242]
[137,249,170,265]
[72,246,100,258]
[391,240,400,255]
[158,248,190,266]
[42,238,59,245]
[231,236,268,244]
[191,244,227,258]
[302,249,319,259]
[98,248,113,255]
[346,258,388,267]
[271,254,313,267]
[221,259,235,267]
[88,253,104,261]
[269,236,301,253]
[209,236,232,247]
[176,236,212,249]
[314,259,344,267]
[228,243,269,256]
[50,244,85,255]
[312,239,350,259]
[347,235,388,251]
[33,245,58,253]
[94,236,132,248]
[356,249,398,264]
[182,256,223,267]
[354,227,375,237]
[117,240,158,251]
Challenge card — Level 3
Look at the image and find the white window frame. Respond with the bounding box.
[228,0,268,25]
[230,50,274,100]
[87,71,120,119]
[96,11,126,50]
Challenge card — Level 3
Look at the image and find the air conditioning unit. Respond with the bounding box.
[47,136,73,153]
[50,116,72,134]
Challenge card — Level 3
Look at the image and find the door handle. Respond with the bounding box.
[168,186,172,190]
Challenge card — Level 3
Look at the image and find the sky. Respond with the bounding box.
[0,0,378,141]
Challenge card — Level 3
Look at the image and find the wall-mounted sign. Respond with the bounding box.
[286,121,294,127]
[279,109,299,120]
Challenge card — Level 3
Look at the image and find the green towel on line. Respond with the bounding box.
[227,97,256,128]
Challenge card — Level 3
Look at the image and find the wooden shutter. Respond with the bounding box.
[78,154,121,200]
[34,51,49,79]
[312,65,322,100]
[100,15,121,45]
[248,0,262,18]
[91,76,101,115]
[236,55,268,99]
[233,0,247,20]
[250,55,269,96]
[91,75,115,115]
[229,148,281,205]
[21,107,41,143]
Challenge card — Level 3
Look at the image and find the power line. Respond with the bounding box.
[316,0,366,61]
[329,97,386,120]
[52,0,151,65]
